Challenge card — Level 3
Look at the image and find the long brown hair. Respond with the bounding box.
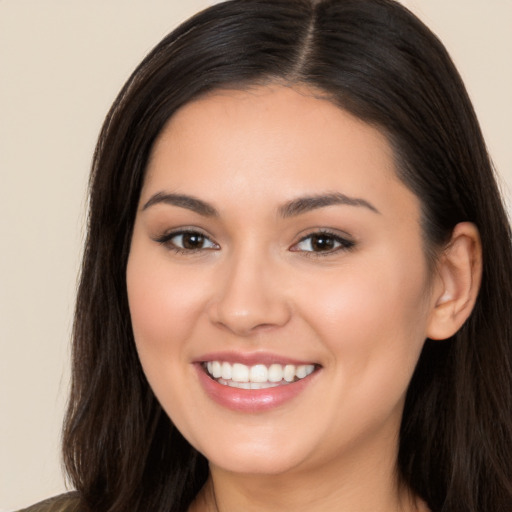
[63,1,512,510]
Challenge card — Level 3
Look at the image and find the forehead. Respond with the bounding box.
[143,85,419,223]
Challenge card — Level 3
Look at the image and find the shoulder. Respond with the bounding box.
[16,492,81,512]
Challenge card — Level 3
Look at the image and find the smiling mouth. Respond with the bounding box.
[202,361,317,389]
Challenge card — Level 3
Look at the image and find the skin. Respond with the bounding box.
[126,85,481,512]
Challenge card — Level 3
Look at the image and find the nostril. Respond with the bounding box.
[209,302,291,336]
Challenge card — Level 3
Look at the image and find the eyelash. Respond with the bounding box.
[154,229,355,256]
[291,230,355,257]
[154,229,219,255]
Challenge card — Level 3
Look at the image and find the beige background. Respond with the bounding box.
[0,1,510,510]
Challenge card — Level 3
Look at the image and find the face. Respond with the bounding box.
[127,85,438,478]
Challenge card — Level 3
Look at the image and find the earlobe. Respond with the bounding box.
[427,222,482,340]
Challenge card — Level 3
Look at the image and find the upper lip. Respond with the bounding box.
[193,351,319,367]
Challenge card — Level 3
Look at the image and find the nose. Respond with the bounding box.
[208,249,292,336]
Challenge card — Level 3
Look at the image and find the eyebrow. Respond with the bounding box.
[142,192,219,216]
[142,191,379,217]
[279,192,380,217]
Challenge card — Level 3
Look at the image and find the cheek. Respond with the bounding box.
[297,252,431,389]
[127,252,204,349]
[125,243,210,427]
[309,260,431,448]
[125,244,217,398]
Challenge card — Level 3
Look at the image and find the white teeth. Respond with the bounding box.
[221,362,232,380]
[284,364,296,382]
[220,379,280,389]
[231,363,249,382]
[268,364,284,382]
[296,365,308,379]
[249,364,268,383]
[212,361,222,379]
[251,382,278,389]
[204,361,316,387]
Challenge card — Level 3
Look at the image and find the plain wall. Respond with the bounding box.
[0,1,510,510]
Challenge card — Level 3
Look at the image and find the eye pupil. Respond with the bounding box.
[312,235,335,251]
[182,233,204,249]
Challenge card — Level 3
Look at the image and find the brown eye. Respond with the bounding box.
[293,232,355,253]
[180,232,207,249]
[310,234,336,251]
[157,230,219,252]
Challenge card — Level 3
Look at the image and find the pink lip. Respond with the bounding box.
[194,351,316,366]
[194,362,319,413]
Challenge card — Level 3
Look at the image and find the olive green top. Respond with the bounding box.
[17,493,81,512]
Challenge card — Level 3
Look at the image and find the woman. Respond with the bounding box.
[21,0,512,511]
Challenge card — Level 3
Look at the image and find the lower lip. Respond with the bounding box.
[195,364,318,413]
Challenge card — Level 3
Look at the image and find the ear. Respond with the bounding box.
[427,222,482,340]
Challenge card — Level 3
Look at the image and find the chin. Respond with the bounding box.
[207,451,304,476]
[194,435,312,476]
